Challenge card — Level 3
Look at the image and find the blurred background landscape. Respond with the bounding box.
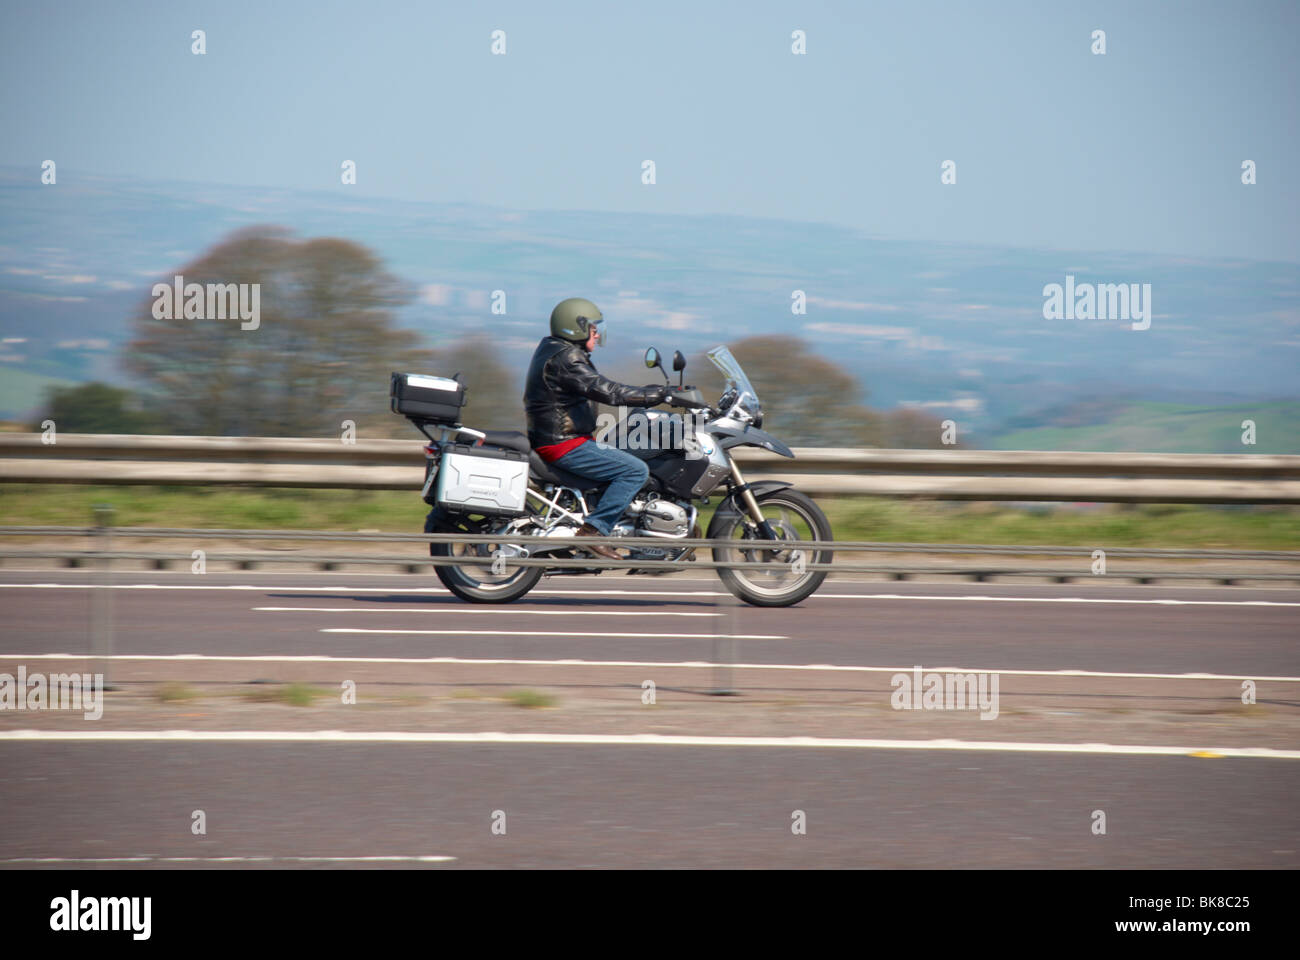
[1,166,1296,451]
[3,1,1297,453]
[1,0,1296,545]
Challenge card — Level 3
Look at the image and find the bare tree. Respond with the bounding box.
[689,335,883,447]
[681,335,961,448]
[428,335,522,432]
[126,226,431,437]
[880,406,960,449]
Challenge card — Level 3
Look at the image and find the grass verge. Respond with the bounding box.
[154,682,200,703]
[0,484,1296,549]
[240,683,327,707]
[502,689,557,709]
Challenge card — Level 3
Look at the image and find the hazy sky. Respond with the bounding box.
[3,0,1297,260]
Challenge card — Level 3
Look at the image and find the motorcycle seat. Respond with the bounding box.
[478,430,531,454]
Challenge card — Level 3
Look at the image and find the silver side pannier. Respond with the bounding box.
[431,442,530,517]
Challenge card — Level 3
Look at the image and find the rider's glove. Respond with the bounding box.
[642,384,670,405]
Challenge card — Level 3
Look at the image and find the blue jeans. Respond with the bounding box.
[552,440,649,536]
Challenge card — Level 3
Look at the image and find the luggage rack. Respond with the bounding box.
[406,416,486,446]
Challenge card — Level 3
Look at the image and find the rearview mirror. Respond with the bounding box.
[672,350,686,372]
[644,347,661,370]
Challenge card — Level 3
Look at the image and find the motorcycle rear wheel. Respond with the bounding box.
[427,508,543,604]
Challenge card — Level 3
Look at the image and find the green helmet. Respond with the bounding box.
[550,297,604,345]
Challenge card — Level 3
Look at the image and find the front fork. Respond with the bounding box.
[727,458,779,540]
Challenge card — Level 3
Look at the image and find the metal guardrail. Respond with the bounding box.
[3,434,1300,502]
[6,434,1299,475]
[2,525,1296,585]
[2,526,1297,560]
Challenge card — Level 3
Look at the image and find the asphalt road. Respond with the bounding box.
[1,570,1297,676]
[1,570,1296,869]
[1,742,1296,868]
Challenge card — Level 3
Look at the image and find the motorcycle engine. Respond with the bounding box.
[634,498,690,537]
[606,497,696,565]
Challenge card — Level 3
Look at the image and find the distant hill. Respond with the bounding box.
[1,166,1297,453]
[989,401,1300,454]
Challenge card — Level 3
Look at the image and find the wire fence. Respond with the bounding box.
[2,525,1297,559]
[1,525,1297,583]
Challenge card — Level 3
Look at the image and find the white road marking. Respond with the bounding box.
[0,855,454,864]
[1,729,1296,760]
[0,583,460,592]
[0,582,721,596]
[319,628,787,639]
[254,606,720,617]
[2,652,1296,682]
[819,593,1300,607]
[1,582,1294,606]
[0,583,721,596]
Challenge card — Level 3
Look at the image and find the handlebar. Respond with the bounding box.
[666,388,712,411]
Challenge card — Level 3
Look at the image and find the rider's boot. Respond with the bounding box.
[576,523,621,561]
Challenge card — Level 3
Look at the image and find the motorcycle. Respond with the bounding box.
[393,344,833,607]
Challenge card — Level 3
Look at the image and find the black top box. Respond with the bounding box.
[390,372,467,424]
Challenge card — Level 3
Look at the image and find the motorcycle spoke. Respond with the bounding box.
[722,497,823,590]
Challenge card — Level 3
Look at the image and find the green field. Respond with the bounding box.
[990,401,1300,454]
[2,484,1297,549]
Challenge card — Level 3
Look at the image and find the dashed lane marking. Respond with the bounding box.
[319,628,786,639]
[0,855,454,864]
[253,606,721,616]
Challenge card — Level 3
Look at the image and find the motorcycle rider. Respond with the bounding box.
[524,298,670,561]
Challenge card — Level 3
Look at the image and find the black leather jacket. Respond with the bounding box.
[524,336,667,448]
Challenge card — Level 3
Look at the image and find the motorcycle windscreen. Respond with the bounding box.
[706,345,760,408]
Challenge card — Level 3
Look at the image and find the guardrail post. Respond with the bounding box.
[709,592,739,696]
[91,503,117,691]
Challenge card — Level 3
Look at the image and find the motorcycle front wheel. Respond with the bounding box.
[708,488,832,607]
[426,508,543,604]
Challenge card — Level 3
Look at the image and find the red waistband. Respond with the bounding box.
[533,435,590,463]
